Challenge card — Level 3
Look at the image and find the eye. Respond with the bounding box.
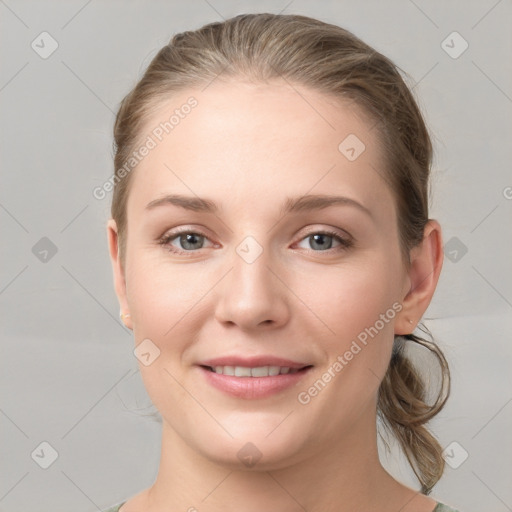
[158,227,353,256]
[295,230,353,252]
[159,229,214,254]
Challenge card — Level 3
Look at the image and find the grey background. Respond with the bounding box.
[1,1,511,511]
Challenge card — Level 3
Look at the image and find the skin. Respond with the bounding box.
[107,79,444,512]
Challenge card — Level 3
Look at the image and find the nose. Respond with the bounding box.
[214,243,291,331]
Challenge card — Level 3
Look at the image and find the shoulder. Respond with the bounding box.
[433,502,461,512]
[102,503,125,512]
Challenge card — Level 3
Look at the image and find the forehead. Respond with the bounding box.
[126,79,395,223]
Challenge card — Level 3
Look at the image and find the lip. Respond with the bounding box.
[199,366,313,399]
[199,355,310,369]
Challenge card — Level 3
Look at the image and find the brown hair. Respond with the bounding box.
[111,13,450,494]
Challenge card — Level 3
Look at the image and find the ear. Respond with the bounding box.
[394,219,444,335]
[107,219,133,330]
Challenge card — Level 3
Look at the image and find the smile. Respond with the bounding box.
[204,365,304,377]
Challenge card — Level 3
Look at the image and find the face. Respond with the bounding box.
[109,79,415,470]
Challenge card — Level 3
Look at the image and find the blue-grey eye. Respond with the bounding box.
[296,231,348,251]
[176,233,205,250]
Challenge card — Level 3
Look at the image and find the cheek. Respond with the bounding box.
[291,254,403,406]
[292,256,402,342]
[124,259,208,410]
[126,252,207,326]
[124,253,217,377]
[293,261,401,407]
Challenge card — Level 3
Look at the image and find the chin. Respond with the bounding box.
[193,423,311,471]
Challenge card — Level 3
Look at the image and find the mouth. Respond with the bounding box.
[200,364,313,377]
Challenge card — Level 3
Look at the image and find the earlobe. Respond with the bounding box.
[395,220,444,335]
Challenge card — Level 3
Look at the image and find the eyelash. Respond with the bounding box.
[158,227,354,256]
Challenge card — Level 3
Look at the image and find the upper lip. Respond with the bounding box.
[199,356,312,370]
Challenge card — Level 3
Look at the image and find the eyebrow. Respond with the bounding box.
[145,193,373,219]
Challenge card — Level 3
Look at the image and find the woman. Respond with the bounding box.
[105,13,459,512]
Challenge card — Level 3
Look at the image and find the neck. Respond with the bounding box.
[145,402,421,512]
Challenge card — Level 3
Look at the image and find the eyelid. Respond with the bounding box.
[295,224,353,242]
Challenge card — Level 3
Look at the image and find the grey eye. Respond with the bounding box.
[176,233,205,250]
[296,232,345,251]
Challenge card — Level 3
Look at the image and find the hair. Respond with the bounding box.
[111,13,450,495]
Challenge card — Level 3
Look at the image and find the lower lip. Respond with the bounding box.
[198,365,313,399]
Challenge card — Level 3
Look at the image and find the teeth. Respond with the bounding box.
[235,366,251,377]
[221,365,235,376]
[210,365,298,377]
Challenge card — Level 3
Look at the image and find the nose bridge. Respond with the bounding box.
[214,234,289,328]
[233,235,273,291]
